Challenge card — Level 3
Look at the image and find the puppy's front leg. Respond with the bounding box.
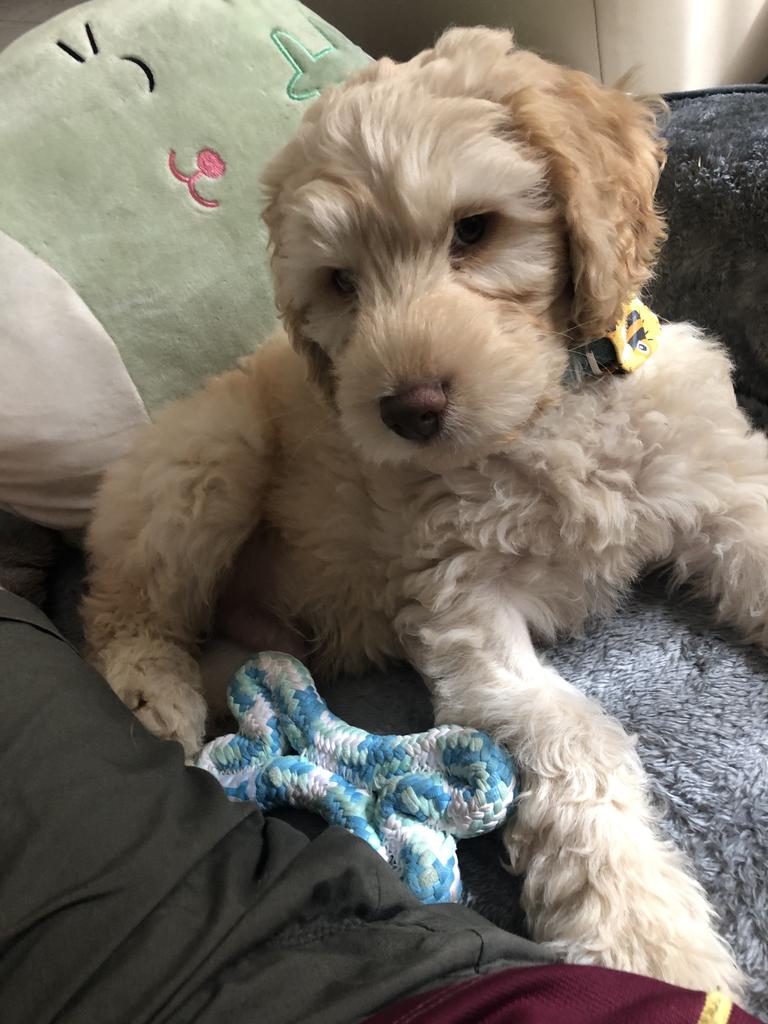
[83,359,272,756]
[397,593,742,992]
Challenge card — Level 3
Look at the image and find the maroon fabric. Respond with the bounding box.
[363,964,763,1024]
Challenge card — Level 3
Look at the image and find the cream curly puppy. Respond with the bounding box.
[83,27,762,992]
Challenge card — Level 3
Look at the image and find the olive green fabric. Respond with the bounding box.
[0,0,368,413]
[0,592,549,1024]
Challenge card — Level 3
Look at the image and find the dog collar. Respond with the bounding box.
[564,298,661,386]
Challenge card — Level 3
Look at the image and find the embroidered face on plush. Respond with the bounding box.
[55,21,156,92]
[262,27,666,471]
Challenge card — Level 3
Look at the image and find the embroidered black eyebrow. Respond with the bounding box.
[56,40,85,63]
[57,21,98,62]
[85,22,99,54]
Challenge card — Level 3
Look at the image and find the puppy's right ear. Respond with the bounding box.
[284,310,337,398]
[260,120,323,389]
[261,57,399,395]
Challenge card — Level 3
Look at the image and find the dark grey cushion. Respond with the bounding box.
[649,85,768,428]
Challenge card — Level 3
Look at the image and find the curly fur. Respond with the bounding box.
[82,28,768,993]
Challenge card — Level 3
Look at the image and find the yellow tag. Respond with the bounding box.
[604,297,661,373]
[697,991,733,1024]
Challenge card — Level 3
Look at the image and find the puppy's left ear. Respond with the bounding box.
[433,28,667,340]
[503,47,666,339]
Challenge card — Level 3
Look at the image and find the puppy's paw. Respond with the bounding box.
[97,643,208,758]
[601,844,745,996]
[118,675,208,758]
[536,935,743,998]
[511,811,744,996]
[493,690,744,996]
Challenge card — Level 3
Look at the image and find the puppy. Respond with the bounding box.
[83,27,761,992]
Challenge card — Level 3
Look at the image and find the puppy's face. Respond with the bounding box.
[263,28,665,471]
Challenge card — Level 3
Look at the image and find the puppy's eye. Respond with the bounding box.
[331,269,356,296]
[452,214,488,249]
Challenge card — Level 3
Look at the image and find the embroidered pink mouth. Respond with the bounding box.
[168,148,226,208]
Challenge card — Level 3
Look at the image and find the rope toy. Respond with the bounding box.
[196,652,517,904]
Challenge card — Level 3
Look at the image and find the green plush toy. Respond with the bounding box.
[0,0,368,528]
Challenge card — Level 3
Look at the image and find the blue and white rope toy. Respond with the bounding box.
[196,652,517,904]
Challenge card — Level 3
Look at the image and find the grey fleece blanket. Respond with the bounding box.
[3,86,767,1015]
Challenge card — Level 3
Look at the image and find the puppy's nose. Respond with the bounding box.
[379,382,447,441]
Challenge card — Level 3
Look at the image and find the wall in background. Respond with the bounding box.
[308,0,603,77]
[308,0,768,92]
[0,0,74,52]
[2,0,766,91]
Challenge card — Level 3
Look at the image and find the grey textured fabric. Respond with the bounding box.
[4,86,767,1016]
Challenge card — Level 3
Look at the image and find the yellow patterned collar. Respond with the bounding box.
[565,298,661,385]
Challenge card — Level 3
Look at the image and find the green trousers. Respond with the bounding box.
[0,592,547,1024]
